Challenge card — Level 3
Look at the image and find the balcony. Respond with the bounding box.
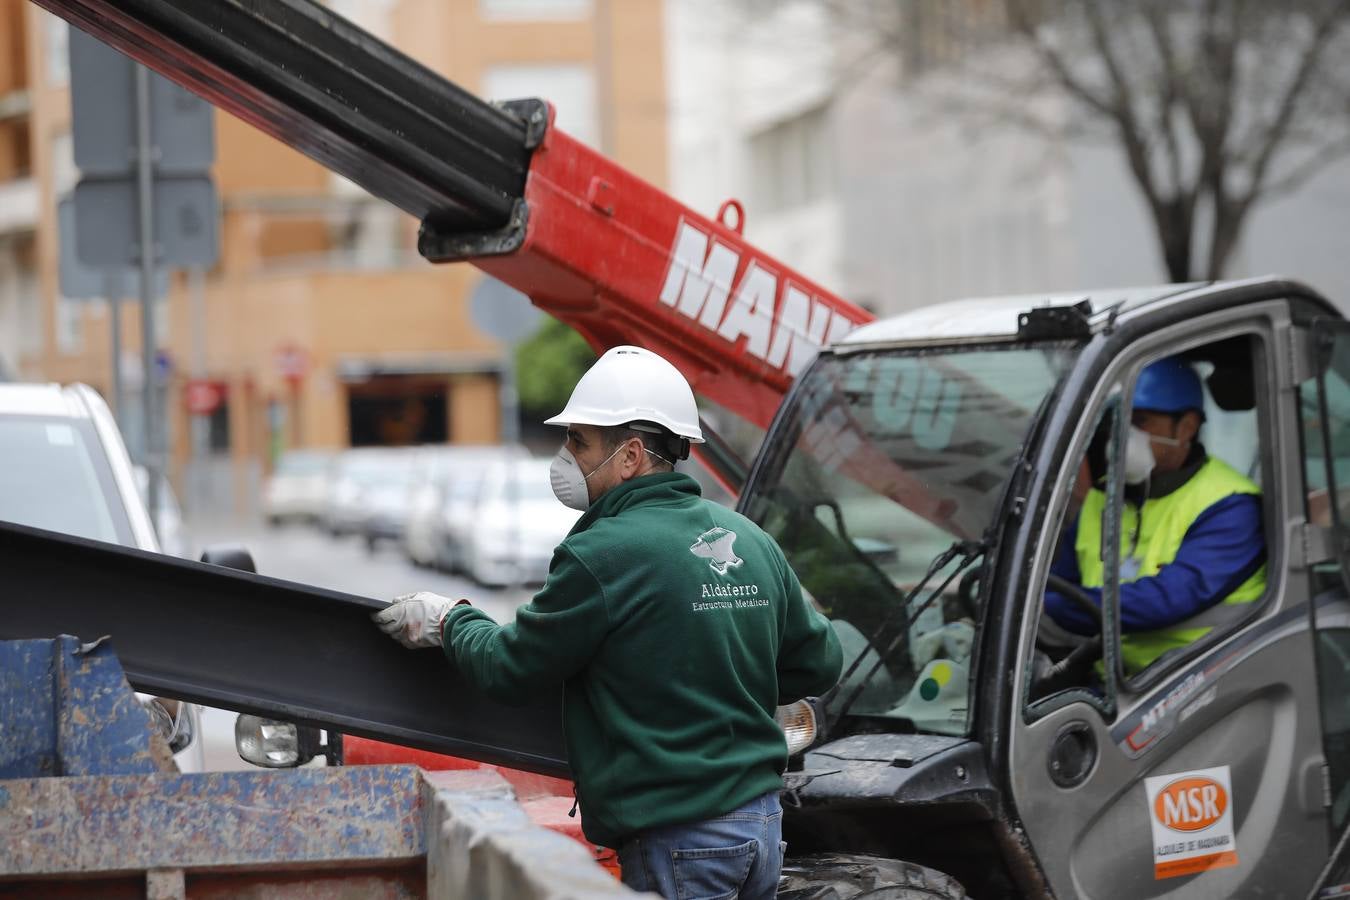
[0,177,37,236]
[0,90,32,121]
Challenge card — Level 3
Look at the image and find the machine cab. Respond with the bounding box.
[740,278,1350,897]
[993,280,1350,898]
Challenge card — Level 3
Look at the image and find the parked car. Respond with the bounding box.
[0,382,204,772]
[322,447,417,541]
[462,458,582,587]
[405,445,488,566]
[262,449,334,525]
[134,465,189,558]
[430,452,529,573]
[404,444,527,569]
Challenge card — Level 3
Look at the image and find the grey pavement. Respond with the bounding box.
[186,513,536,771]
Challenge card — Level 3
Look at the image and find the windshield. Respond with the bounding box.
[743,343,1078,736]
[0,416,135,545]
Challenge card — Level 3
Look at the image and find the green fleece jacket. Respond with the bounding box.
[442,472,842,849]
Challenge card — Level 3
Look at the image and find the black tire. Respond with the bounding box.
[777,854,970,900]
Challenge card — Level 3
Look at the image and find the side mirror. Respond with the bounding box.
[200,544,257,573]
[234,714,342,767]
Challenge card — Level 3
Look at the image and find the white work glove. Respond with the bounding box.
[372,591,458,649]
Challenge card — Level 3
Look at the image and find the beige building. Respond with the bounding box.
[0,0,668,510]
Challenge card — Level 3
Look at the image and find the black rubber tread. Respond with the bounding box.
[778,853,971,900]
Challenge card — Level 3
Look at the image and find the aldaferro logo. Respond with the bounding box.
[1144,766,1238,880]
[690,527,743,576]
[659,218,859,377]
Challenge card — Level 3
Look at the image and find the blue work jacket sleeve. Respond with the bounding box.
[442,544,609,705]
[1044,494,1265,635]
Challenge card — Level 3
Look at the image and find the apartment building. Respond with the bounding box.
[0,0,667,510]
[668,0,1350,318]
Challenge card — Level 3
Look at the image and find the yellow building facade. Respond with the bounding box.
[1,0,668,511]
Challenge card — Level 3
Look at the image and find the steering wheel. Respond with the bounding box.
[1030,575,1105,697]
[1045,574,1103,634]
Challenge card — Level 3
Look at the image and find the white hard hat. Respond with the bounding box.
[545,345,705,443]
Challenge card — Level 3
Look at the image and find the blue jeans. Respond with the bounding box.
[618,792,784,900]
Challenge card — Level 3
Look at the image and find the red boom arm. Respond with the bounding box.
[475,108,874,431]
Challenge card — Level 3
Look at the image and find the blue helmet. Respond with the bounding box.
[1134,357,1204,415]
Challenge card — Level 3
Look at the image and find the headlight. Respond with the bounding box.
[775,700,818,755]
[235,715,304,767]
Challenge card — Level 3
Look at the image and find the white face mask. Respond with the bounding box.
[549,444,623,511]
[1123,425,1156,484]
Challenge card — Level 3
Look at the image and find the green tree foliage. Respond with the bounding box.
[514,316,597,416]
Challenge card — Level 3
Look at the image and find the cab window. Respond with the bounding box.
[1302,322,1350,833]
[1028,335,1271,709]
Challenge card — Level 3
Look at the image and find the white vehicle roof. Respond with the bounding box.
[838,283,1204,347]
[0,381,159,552]
[0,382,97,418]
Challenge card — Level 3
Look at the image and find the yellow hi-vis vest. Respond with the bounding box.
[1075,457,1265,674]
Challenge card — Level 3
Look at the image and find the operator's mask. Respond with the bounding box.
[549,444,623,511]
[1123,426,1156,485]
[1124,425,1190,484]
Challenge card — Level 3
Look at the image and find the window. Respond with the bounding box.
[207,400,231,453]
[17,268,41,356]
[0,415,133,544]
[1029,335,1271,709]
[745,343,1080,737]
[748,106,832,215]
[1301,321,1350,831]
[482,64,598,149]
[479,0,591,21]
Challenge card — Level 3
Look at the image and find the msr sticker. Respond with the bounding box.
[1145,766,1238,879]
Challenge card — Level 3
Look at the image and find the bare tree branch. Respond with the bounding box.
[1006,0,1115,118]
[1140,1,1185,197]
[1238,0,1350,204]
[771,0,1350,281]
[1260,134,1350,197]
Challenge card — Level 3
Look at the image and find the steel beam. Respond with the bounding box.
[31,0,532,234]
[0,521,569,777]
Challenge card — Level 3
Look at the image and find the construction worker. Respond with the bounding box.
[1045,356,1266,674]
[373,345,843,900]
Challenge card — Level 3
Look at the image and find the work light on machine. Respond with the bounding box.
[775,700,818,756]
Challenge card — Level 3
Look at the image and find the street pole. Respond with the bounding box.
[500,356,520,449]
[189,265,207,514]
[107,275,122,427]
[135,64,160,535]
[501,355,521,589]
